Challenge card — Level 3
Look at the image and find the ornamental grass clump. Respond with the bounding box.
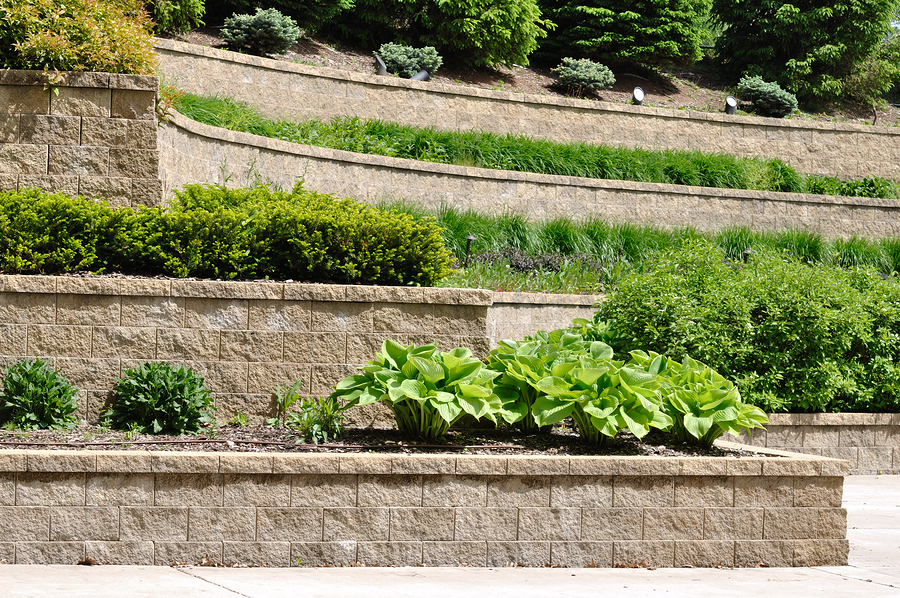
[0,359,79,431]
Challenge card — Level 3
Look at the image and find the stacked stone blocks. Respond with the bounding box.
[0,451,849,567]
[0,70,161,206]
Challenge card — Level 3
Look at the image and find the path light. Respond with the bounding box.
[725,95,737,115]
[374,54,387,76]
[632,87,644,105]
[410,70,430,82]
[464,234,476,268]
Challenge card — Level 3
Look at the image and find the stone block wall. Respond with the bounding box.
[724,414,900,475]
[0,450,850,567]
[155,38,900,182]
[0,70,162,206]
[159,112,900,238]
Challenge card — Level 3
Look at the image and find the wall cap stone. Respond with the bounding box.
[0,69,158,90]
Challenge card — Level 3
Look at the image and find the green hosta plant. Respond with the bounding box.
[532,351,673,446]
[331,340,506,439]
[630,350,768,448]
[0,359,79,430]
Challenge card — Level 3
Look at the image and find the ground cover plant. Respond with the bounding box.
[0,359,79,431]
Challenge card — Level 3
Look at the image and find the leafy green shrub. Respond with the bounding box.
[286,396,348,444]
[378,43,442,78]
[551,58,616,93]
[222,7,301,56]
[213,0,352,32]
[735,76,798,118]
[0,0,155,74]
[0,359,79,431]
[331,340,506,439]
[107,362,213,434]
[147,0,205,34]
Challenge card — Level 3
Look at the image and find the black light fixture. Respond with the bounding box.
[374,54,387,76]
[410,70,430,81]
[725,95,737,115]
[464,234,476,267]
[632,87,644,105]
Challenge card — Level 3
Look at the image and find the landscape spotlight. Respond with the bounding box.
[410,70,430,81]
[632,87,644,105]
[725,95,737,115]
[374,54,388,76]
[464,234,476,267]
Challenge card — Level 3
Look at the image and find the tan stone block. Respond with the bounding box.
[763,508,818,540]
[273,454,340,475]
[189,507,255,541]
[52,86,111,117]
[0,474,14,505]
[118,279,170,297]
[615,458,683,476]
[85,540,154,565]
[761,459,820,476]
[0,292,55,323]
[0,114,18,143]
[54,358,120,390]
[219,455,273,475]
[151,453,220,473]
[95,452,151,473]
[454,508,517,541]
[291,473,357,506]
[18,174,79,196]
[26,451,95,473]
[310,301,373,332]
[839,426,875,447]
[310,363,358,396]
[581,508,642,541]
[674,476,733,507]
[725,459,764,476]
[423,541,487,567]
[109,73,157,91]
[422,475,486,507]
[246,362,308,395]
[643,508,704,540]
[291,541,357,566]
[358,474,422,507]
[818,508,847,540]
[433,304,487,337]
[121,296,184,327]
[173,281,282,300]
[372,302,434,333]
[793,476,842,507]
[283,284,345,302]
[507,457,569,476]
[49,146,109,176]
[455,456,507,476]
[257,507,324,541]
[678,458,728,476]
[16,473,85,505]
[111,89,156,120]
[765,425,804,447]
[802,426,840,447]
[78,176,131,204]
[550,475,611,507]
[0,85,49,114]
[27,325,91,357]
[0,144,47,174]
[128,119,158,149]
[339,454,393,475]
[0,506,49,540]
[612,540,674,568]
[15,541,85,564]
[734,476,793,507]
[154,541,223,565]
[487,541,550,567]
[92,326,157,358]
[81,117,129,147]
[19,114,80,145]
[155,329,218,360]
[130,178,162,207]
[155,473,224,506]
[612,476,674,507]
[391,456,455,475]
[674,540,735,567]
[517,507,581,541]
[224,474,289,506]
[248,299,311,331]
[703,508,763,540]
[108,148,158,178]
[0,173,15,191]
[487,476,550,507]
[323,507,389,541]
[0,451,27,472]
[220,330,283,362]
[56,277,119,295]
[184,298,248,329]
[356,541,422,566]
[793,538,848,566]
[182,361,247,394]
[858,447,894,472]
[86,473,154,505]
[345,333,407,364]
[120,507,188,541]
[820,458,851,477]
[568,457,619,476]
[388,507,453,541]
[50,506,119,540]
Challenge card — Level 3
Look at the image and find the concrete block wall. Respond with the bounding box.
[155,38,900,182]
[0,275,597,426]
[159,111,900,238]
[0,451,850,567]
[0,70,162,206]
[724,413,900,475]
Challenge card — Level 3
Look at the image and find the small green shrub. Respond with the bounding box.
[0,359,79,431]
[214,0,352,32]
[735,76,798,118]
[148,0,205,34]
[0,0,155,74]
[377,42,442,78]
[551,58,616,93]
[286,396,348,444]
[107,363,214,434]
[222,7,301,56]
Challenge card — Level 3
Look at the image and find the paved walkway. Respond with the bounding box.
[4,476,899,598]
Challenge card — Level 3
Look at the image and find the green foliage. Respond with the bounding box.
[107,362,214,435]
[843,33,900,105]
[268,379,304,428]
[594,240,900,413]
[712,0,900,105]
[806,175,899,200]
[214,0,352,32]
[286,396,348,444]
[551,57,616,93]
[330,340,506,439]
[322,0,552,68]
[0,0,156,74]
[0,359,79,431]
[222,7,301,56]
[735,76,798,118]
[537,0,711,66]
[378,43,443,78]
[148,0,205,33]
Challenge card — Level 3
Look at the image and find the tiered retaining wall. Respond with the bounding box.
[0,70,162,206]
[155,38,900,182]
[158,111,900,238]
[0,275,595,425]
[0,450,850,567]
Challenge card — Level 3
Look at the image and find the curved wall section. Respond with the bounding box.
[158,111,900,238]
[155,38,900,182]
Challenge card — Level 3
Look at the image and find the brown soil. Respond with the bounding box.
[163,28,900,128]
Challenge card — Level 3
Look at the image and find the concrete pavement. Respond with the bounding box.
[4,476,899,598]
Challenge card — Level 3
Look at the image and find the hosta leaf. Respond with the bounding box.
[433,399,463,424]
[710,404,740,422]
[382,339,410,369]
[535,376,571,397]
[575,367,607,387]
[399,379,428,399]
[550,361,577,378]
[458,384,490,398]
[589,341,614,360]
[432,391,456,403]
[619,366,655,388]
[621,410,651,439]
[531,396,576,426]
[410,356,445,386]
[458,394,489,418]
[400,360,418,380]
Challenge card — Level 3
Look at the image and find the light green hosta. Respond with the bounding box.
[630,350,768,448]
[330,340,507,439]
[531,352,673,446]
